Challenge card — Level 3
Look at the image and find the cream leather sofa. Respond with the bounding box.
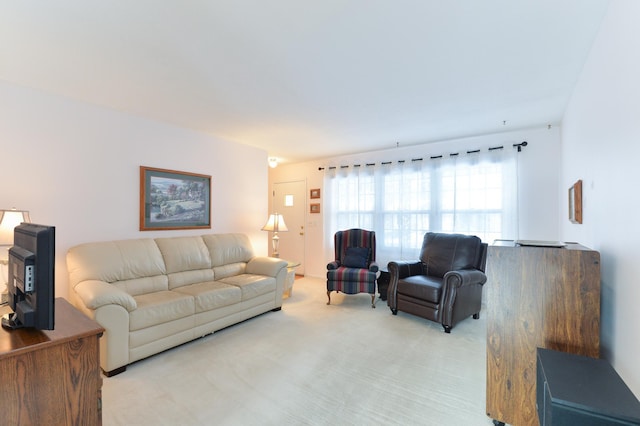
[67,233,287,376]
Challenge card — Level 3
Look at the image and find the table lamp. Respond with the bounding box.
[0,208,31,301]
[261,213,288,257]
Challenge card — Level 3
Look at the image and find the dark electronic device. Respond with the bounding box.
[2,223,55,330]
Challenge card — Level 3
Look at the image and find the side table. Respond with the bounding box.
[283,261,300,298]
[377,269,390,301]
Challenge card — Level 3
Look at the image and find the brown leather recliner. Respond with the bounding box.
[387,232,488,333]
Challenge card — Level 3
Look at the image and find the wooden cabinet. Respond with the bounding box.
[485,241,600,426]
[0,298,104,425]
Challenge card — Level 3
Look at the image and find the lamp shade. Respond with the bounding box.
[261,213,288,232]
[0,209,31,246]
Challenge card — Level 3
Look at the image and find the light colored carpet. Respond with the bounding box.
[102,277,495,426]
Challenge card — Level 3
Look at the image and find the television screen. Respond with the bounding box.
[1,223,55,330]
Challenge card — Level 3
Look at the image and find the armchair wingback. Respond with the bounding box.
[326,228,378,308]
[387,232,487,332]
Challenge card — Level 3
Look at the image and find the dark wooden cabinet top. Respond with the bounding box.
[0,298,104,360]
[0,297,104,425]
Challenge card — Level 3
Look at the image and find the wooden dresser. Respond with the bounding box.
[485,241,600,426]
[0,298,104,425]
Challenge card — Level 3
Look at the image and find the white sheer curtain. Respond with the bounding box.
[323,164,377,262]
[438,148,518,241]
[323,147,519,268]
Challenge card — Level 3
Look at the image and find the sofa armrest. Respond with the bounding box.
[74,280,137,312]
[246,256,287,277]
[368,261,379,273]
[72,280,136,374]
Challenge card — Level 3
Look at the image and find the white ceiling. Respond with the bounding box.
[0,1,610,164]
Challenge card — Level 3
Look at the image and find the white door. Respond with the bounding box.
[273,180,306,275]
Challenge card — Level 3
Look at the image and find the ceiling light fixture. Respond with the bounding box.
[268,158,278,168]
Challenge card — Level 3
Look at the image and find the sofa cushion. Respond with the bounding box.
[130,291,195,331]
[167,269,215,290]
[173,281,242,312]
[67,238,166,287]
[397,275,443,304]
[218,274,276,301]
[213,262,247,280]
[202,234,254,267]
[155,236,212,274]
[113,275,169,297]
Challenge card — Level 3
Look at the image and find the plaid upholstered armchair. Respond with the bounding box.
[326,229,378,308]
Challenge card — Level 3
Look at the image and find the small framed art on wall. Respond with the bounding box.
[568,180,582,224]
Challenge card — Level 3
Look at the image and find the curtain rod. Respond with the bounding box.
[318,141,527,171]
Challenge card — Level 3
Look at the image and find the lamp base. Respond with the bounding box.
[272,233,280,258]
[0,259,8,304]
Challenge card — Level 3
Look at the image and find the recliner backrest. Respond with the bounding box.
[419,232,483,278]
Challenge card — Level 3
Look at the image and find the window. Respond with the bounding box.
[324,148,518,267]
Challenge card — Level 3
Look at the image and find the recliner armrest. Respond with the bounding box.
[388,260,423,279]
[443,268,487,288]
[387,260,424,310]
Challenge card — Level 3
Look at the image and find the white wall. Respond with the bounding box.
[561,0,640,396]
[269,126,561,279]
[0,81,270,299]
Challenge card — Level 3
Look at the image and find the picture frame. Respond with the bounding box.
[310,188,321,199]
[140,166,211,231]
[568,179,582,224]
[310,203,320,214]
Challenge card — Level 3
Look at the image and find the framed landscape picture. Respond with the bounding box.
[140,166,211,231]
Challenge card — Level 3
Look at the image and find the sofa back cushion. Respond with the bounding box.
[155,236,212,274]
[167,269,215,290]
[202,234,254,267]
[155,236,214,290]
[113,275,169,297]
[213,262,246,280]
[67,238,167,289]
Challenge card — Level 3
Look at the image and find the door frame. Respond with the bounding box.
[272,179,306,275]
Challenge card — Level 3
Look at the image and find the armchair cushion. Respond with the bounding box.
[343,247,370,268]
[398,275,443,304]
[327,267,376,284]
